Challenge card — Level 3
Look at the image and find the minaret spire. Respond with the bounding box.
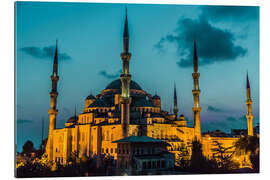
[246,71,253,136]
[120,8,132,138]
[74,106,77,117]
[246,71,251,99]
[49,40,59,127]
[173,83,178,120]
[193,41,198,73]
[123,8,129,53]
[47,40,60,161]
[53,40,58,75]
[192,41,201,139]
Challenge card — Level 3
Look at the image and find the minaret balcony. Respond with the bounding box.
[120,97,132,104]
[121,52,131,60]
[120,74,131,79]
[48,108,58,115]
[50,75,59,81]
[192,89,200,95]
[192,107,201,112]
[50,91,58,97]
[246,99,252,104]
[192,72,200,79]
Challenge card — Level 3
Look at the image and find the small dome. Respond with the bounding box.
[152,94,160,99]
[180,114,185,117]
[133,99,154,107]
[88,98,111,107]
[105,79,142,90]
[86,94,96,100]
[67,116,78,123]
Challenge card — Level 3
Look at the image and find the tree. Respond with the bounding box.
[234,135,259,172]
[189,139,219,173]
[16,153,53,178]
[190,139,204,171]
[22,140,36,157]
[211,141,239,170]
[175,143,190,169]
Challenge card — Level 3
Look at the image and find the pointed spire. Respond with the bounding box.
[123,8,129,53]
[74,105,77,117]
[246,71,250,89]
[124,8,129,38]
[174,83,177,108]
[246,71,251,100]
[193,41,198,73]
[174,83,178,119]
[53,40,58,75]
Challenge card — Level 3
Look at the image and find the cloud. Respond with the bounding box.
[226,115,246,122]
[98,69,122,79]
[207,106,223,113]
[200,6,259,22]
[17,119,33,124]
[155,17,247,68]
[21,45,71,60]
[226,116,237,122]
[202,115,247,133]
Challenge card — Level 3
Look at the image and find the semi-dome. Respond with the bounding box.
[105,79,142,90]
[88,98,112,107]
[86,94,96,100]
[152,94,160,99]
[67,116,78,123]
[133,99,154,107]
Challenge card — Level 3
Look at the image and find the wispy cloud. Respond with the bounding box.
[200,6,259,23]
[202,115,247,133]
[155,16,247,68]
[226,115,246,122]
[21,45,71,60]
[98,69,122,79]
[207,105,223,113]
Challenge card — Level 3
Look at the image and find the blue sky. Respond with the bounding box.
[15,2,259,152]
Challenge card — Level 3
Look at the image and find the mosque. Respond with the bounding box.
[45,10,255,169]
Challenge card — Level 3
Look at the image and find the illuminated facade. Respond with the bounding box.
[45,11,255,168]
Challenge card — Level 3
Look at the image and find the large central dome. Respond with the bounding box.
[105,79,142,90]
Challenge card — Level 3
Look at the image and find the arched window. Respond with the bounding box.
[102,133,105,140]
[111,133,114,141]
[161,130,164,139]
[106,131,109,141]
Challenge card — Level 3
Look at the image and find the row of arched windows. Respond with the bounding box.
[102,131,114,141]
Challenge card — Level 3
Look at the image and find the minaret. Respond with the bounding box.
[246,72,254,136]
[120,8,132,138]
[173,83,179,120]
[192,41,201,139]
[48,40,59,132]
[47,41,59,160]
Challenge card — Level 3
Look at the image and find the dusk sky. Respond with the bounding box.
[15,2,259,152]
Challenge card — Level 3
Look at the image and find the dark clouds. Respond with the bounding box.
[98,69,122,79]
[200,6,259,22]
[226,115,246,122]
[207,106,223,113]
[17,119,33,124]
[21,45,71,60]
[203,115,247,133]
[155,17,247,68]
